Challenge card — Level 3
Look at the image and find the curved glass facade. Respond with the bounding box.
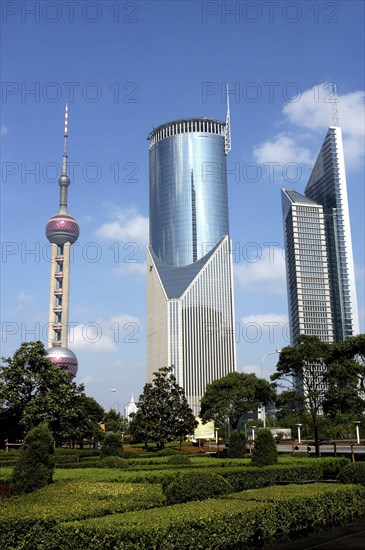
[149,119,229,266]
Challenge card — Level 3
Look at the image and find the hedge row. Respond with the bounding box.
[0,480,164,549]
[22,484,365,549]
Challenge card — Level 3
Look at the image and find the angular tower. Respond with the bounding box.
[305,126,359,341]
[147,114,236,412]
[45,104,79,376]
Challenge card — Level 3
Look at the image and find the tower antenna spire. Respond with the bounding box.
[224,84,231,155]
[325,82,339,127]
[59,103,70,214]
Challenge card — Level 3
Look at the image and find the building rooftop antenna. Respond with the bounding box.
[225,84,231,155]
[326,82,339,127]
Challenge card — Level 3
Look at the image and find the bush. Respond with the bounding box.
[337,462,365,485]
[0,480,164,549]
[251,429,278,466]
[99,456,130,469]
[11,424,55,495]
[227,430,246,458]
[163,471,233,505]
[100,433,123,457]
[166,455,191,465]
[44,484,365,549]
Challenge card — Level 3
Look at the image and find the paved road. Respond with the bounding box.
[277,443,365,455]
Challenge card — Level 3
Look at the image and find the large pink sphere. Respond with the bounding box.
[46,214,79,245]
[46,347,78,377]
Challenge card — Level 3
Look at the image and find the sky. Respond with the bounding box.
[1,0,364,412]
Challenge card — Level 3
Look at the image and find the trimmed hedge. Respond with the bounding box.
[337,462,365,485]
[0,480,164,549]
[163,472,232,505]
[27,484,365,549]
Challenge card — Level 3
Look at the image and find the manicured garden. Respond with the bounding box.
[1,448,365,549]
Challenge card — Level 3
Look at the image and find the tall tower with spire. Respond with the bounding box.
[45,104,79,376]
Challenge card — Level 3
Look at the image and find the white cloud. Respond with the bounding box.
[241,313,288,326]
[1,125,8,137]
[17,291,33,303]
[70,313,141,352]
[234,247,286,294]
[253,134,313,167]
[112,261,146,277]
[283,84,365,168]
[96,205,148,247]
[252,84,365,174]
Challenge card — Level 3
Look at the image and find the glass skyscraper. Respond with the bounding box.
[147,118,236,412]
[282,126,359,346]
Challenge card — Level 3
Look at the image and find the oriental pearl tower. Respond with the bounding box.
[45,104,79,376]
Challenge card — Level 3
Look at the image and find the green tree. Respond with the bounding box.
[199,372,276,430]
[251,428,278,466]
[272,335,365,455]
[323,334,365,420]
[12,423,55,494]
[130,366,197,449]
[0,341,102,446]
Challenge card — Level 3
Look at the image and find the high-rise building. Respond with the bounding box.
[45,104,79,376]
[304,126,359,341]
[282,126,359,346]
[281,189,334,345]
[147,115,236,412]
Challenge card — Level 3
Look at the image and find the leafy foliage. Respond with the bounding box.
[130,366,197,449]
[251,429,278,466]
[337,462,365,486]
[30,484,365,550]
[200,372,276,430]
[163,471,233,505]
[227,429,246,458]
[272,335,365,455]
[100,433,123,457]
[166,454,191,465]
[11,423,55,494]
[0,341,104,446]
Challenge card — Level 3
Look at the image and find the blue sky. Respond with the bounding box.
[1,0,364,411]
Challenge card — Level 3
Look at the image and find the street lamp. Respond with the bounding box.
[111,401,120,414]
[354,421,361,445]
[251,425,256,441]
[295,423,302,444]
[260,349,281,428]
[99,388,116,399]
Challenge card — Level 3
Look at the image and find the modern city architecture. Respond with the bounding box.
[147,113,236,412]
[282,126,359,346]
[45,104,79,376]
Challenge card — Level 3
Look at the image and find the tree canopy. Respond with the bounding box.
[130,366,197,449]
[199,372,276,430]
[0,341,104,446]
[272,334,365,454]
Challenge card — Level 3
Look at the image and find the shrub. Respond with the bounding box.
[156,448,178,456]
[163,471,233,505]
[11,424,55,495]
[337,462,365,485]
[166,455,191,465]
[100,433,123,457]
[251,429,278,466]
[227,430,246,458]
[44,484,365,549]
[99,456,130,469]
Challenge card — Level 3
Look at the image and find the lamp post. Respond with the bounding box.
[99,388,116,399]
[354,421,361,445]
[295,423,302,444]
[251,425,256,441]
[111,401,120,414]
[260,349,281,428]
